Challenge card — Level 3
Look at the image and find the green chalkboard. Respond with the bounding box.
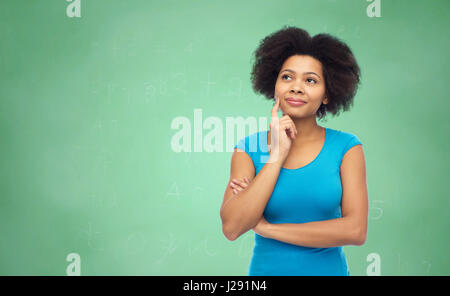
[0,0,449,275]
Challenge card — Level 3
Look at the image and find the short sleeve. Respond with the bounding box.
[342,134,363,156]
[232,132,262,169]
[234,137,247,152]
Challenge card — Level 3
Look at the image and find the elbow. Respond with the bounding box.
[352,227,367,246]
[222,224,239,241]
[346,218,367,246]
[220,209,248,242]
[225,232,238,242]
[220,212,237,241]
[221,208,255,242]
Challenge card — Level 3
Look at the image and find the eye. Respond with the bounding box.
[306,78,318,84]
[281,74,291,80]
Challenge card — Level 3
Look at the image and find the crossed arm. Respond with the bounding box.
[231,144,368,248]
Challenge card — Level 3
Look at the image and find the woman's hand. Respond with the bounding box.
[229,177,250,195]
[269,96,297,162]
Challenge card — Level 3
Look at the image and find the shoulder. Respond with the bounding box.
[328,128,361,144]
[334,129,364,170]
[326,127,364,166]
[234,130,266,153]
[329,128,362,149]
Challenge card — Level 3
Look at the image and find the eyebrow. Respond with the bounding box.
[280,69,321,79]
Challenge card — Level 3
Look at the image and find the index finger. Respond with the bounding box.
[271,96,280,119]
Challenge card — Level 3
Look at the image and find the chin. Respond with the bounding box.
[285,112,303,118]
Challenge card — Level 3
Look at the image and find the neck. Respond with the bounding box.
[291,117,323,146]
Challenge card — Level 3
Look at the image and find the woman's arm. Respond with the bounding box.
[220,151,284,241]
[255,217,363,248]
[249,144,369,248]
[221,97,298,241]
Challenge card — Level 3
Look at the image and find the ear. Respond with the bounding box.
[322,96,329,105]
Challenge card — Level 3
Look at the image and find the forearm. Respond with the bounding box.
[263,217,363,248]
[221,156,283,240]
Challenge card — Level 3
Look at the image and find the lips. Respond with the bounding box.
[286,98,306,107]
[286,97,307,103]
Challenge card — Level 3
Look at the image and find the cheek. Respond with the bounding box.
[309,86,326,98]
[274,83,282,95]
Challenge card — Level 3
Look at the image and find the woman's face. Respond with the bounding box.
[274,54,328,118]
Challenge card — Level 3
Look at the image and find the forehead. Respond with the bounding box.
[280,55,323,74]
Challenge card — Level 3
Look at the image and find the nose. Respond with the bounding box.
[289,78,304,94]
[290,87,304,95]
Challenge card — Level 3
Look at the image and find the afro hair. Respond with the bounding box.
[251,26,361,121]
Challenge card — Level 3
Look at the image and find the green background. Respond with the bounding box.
[1,0,449,275]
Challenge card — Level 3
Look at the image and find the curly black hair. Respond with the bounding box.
[251,26,361,121]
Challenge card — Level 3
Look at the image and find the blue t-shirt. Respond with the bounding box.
[233,127,363,276]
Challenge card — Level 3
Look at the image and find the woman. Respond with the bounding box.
[219,26,368,276]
